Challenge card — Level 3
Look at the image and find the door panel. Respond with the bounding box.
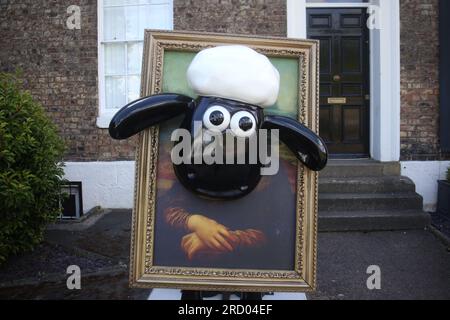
[341,37,362,73]
[319,106,333,142]
[341,14,363,28]
[309,13,332,28]
[307,8,370,157]
[342,84,362,96]
[342,106,361,142]
[318,36,332,74]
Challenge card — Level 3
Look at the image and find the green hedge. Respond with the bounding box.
[0,73,65,264]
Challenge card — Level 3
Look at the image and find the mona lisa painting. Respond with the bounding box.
[124,31,322,292]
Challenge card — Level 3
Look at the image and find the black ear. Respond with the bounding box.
[262,115,328,171]
[109,93,194,140]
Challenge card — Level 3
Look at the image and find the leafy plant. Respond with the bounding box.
[0,72,65,264]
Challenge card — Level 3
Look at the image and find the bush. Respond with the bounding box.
[0,73,65,264]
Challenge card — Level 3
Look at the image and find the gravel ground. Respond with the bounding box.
[0,268,144,300]
[0,210,150,300]
[0,242,114,284]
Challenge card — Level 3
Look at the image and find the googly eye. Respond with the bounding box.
[230,111,256,137]
[203,106,230,132]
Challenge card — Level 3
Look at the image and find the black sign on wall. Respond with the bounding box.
[440,0,450,152]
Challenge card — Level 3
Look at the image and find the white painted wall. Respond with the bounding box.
[287,0,306,38]
[64,161,135,213]
[370,0,401,162]
[401,161,450,212]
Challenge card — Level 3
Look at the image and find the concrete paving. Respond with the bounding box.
[309,230,450,300]
[1,209,449,299]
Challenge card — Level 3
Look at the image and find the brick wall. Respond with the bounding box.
[0,0,137,161]
[400,0,447,160]
[174,0,286,36]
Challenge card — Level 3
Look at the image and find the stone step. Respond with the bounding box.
[319,176,416,194]
[315,160,427,232]
[318,210,430,232]
[320,160,400,178]
[318,192,423,212]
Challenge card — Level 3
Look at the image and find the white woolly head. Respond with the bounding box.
[186,45,280,108]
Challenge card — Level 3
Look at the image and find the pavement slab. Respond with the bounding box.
[309,230,450,300]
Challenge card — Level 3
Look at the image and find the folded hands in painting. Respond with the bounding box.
[182,214,266,260]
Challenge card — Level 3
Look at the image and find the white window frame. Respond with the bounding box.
[96,0,174,128]
[287,0,401,162]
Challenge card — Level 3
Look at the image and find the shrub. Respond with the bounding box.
[0,73,65,264]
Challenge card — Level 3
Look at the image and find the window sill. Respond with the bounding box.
[96,112,116,129]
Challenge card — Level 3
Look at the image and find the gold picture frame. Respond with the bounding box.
[130,30,320,292]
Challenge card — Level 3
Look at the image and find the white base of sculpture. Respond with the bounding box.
[148,289,307,300]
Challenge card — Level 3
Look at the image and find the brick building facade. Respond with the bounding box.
[0,0,135,162]
[0,0,448,211]
[400,0,443,160]
[174,0,286,37]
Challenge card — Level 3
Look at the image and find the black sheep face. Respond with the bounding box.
[109,45,328,200]
[173,96,265,199]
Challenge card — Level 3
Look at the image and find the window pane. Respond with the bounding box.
[106,77,127,109]
[126,6,139,40]
[104,0,164,5]
[132,0,166,4]
[146,0,170,4]
[105,43,126,75]
[127,75,141,102]
[104,7,125,40]
[104,0,126,6]
[124,4,172,40]
[127,42,143,74]
[306,0,368,2]
[139,4,170,38]
[102,1,172,111]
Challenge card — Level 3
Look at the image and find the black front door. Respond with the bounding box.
[307,8,370,157]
